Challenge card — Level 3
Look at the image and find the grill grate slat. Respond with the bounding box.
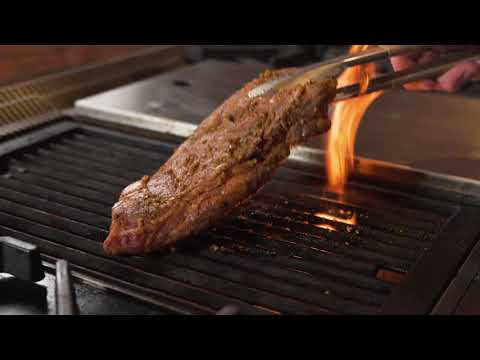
[0,197,107,241]
[0,121,459,314]
[26,149,144,184]
[0,185,110,228]
[276,166,454,220]
[196,249,388,306]
[225,218,413,272]
[51,141,162,173]
[6,171,116,206]
[72,132,177,160]
[210,226,394,293]
[242,207,422,261]
[254,191,440,237]
[205,229,379,276]
[0,177,110,217]
[11,158,123,196]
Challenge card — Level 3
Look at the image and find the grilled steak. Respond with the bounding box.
[104,69,337,255]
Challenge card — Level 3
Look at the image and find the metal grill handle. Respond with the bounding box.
[216,305,240,315]
[55,260,79,315]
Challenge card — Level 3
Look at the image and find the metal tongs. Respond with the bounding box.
[248,45,480,101]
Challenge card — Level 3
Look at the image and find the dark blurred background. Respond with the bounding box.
[0,45,150,85]
[183,45,350,67]
[0,45,353,86]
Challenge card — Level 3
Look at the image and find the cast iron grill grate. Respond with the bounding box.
[0,119,463,315]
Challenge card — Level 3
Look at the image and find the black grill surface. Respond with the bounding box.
[0,118,477,315]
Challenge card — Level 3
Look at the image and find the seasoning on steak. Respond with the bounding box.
[103,68,337,256]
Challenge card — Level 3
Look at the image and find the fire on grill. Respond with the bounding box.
[327,44,384,196]
[103,44,391,256]
[1,45,480,315]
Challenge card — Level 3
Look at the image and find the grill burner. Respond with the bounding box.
[0,116,478,314]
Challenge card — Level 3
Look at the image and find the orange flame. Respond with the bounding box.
[314,224,338,232]
[312,208,357,231]
[326,45,385,195]
[314,212,357,226]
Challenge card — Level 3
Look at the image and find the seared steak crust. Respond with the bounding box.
[104,69,337,255]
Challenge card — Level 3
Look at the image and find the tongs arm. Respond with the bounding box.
[248,45,435,99]
[313,45,434,69]
[335,50,480,101]
[248,45,480,101]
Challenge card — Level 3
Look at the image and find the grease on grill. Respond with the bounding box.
[315,224,337,232]
[376,268,407,285]
[209,242,277,257]
[253,305,282,315]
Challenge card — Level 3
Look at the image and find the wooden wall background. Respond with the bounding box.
[0,45,152,85]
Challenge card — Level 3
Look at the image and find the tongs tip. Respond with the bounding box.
[248,63,343,100]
